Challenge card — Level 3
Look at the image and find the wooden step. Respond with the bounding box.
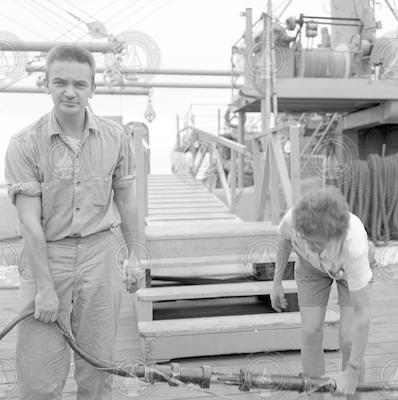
[148,207,230,215]
[146,214,239,222]
[145,221,277,259]
[138,281,298,302]
[148,203,228,210]
[139,310,340,360]
[136,281,298,321]
[148,188,210,194]
[148,198,225,205]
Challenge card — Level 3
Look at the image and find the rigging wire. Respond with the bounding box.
[123,0,174,29]
[14,0,72,39]
[91,0,142,33]
[0,10,49,40]
[31,0,86,36]
[53,0,125,41]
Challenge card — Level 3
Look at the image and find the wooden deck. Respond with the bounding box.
[0,266,397,399]
[0,175,397,399]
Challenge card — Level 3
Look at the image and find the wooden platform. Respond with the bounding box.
[0,270,397,399]
[147,174,242,224]
[140,175,339,361]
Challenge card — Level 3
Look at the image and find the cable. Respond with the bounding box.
[96,0,142,31]
[125,0,174,29]
[106,0,159,32]
[53,0,125,41]
[60,0,97,20]
[14,0,70,39]
[0,10,49,40]
[31,0,86,36]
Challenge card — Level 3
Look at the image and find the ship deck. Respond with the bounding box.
[0,250,397,399]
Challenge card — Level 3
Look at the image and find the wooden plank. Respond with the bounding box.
[145,221,276,239]
[140,310,339,337]
[137,280,298,302]
[139,310,340,360]
[146,214,239,221]
[148,203,228,210]
[148,208,231,215]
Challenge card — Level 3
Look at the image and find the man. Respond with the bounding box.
[271,187,372,400]
[5,44,144,400]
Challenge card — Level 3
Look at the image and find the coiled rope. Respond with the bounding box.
[334,153,398,242]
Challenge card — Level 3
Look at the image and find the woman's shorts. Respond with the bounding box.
[295,256,351,307]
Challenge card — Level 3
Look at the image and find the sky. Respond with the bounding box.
[1,0,398,182]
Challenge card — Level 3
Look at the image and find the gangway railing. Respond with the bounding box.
[176,126,247,213]
[132,125,150,237]
[251,123,301,223]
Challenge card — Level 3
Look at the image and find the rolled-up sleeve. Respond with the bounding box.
[112,130,136,189]
[5,137,41,205]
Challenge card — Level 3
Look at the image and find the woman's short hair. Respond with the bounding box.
[293,186,349,240]
[46,44,96,83]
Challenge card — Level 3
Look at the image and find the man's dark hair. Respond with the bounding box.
[46,44,96,83]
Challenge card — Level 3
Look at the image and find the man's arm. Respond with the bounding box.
[273,238,293,282]
[113,183,139,255]
[114,183,144,292]
[271,237,293,312]
[15,195,59,323]
[348,285,370,367]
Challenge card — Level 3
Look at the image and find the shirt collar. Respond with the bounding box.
[48,108,99,137]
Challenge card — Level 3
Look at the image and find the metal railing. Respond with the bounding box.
[176,126,247,213]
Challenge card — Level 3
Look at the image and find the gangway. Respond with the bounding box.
[135,172,339,361]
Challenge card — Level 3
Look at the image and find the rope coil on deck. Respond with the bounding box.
[334,152,398,242]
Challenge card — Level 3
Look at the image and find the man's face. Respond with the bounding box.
[46,60,95,117]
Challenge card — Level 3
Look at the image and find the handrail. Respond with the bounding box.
[175,126,246,213]
[253,121,292,140]
[181,126,247,154]
[133,127,150,238]
[251,123,301,221]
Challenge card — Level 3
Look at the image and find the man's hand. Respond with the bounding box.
[123,258,145,294]
[271,281,288,312]
[329,368,359,397]
[34,286,59,323]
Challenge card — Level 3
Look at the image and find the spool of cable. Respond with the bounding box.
[296,48,348,78]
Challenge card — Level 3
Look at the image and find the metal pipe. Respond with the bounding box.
[302,15,361,21]
[25,65,240,76]
[1,41,118,52]
[97,82,241,89]
[0,86,150,95]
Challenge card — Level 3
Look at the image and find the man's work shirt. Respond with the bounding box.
[278,209,372,291]
[5,108,136,241]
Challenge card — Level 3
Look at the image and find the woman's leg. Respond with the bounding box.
[300,305,328,400]
[339,306,365,400]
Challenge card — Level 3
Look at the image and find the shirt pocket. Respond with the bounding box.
[90,174,112,207]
